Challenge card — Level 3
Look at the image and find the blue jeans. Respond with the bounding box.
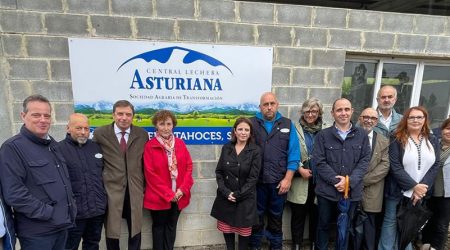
[315,195,357,250]
[250,183,286,249]
[65,214,105,250]
[20,229,68,250]
[378,198,412,250]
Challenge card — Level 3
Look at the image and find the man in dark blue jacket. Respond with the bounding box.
[0,95,76,250]
[312,98,371,250]
[57,113,107,250]
[249,92,300,250]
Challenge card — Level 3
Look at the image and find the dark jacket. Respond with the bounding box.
[0,185,15,250]
[251,114,298,183]
[384,134,440,200]
[57,134,107,219]
[0,126,76,237]
[313,124,371,202]
[210,142,261,227]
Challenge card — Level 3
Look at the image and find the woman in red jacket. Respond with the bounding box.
[143,110,194,250]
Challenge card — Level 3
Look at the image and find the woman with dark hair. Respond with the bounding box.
[421,117,450,250]
[143,110,194,250]
[287,98,323,250]
[378,106,440,250]
[211,117,261,250]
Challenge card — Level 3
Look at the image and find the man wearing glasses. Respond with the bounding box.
[374,85,403,137]
[358,108,390,250]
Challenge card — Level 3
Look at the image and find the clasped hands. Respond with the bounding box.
[171,189,184,202]
[412,183,428,205]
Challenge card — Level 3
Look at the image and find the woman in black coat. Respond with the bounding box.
[210,117,261,250]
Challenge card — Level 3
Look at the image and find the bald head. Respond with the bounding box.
[358,107,378,133]
[67,113,90,144]
[259,92,279,121]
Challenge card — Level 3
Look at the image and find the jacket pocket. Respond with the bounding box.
[324,144,342,163]
[352,145,362,163]
[28,160,57,185]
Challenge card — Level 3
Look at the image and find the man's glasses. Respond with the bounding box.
[407,116,425,121]
[360,116,378,122]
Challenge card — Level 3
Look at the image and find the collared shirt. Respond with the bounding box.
[335,123,352,140]
[114,123,130,143]
[378,109,393,129]
[368,130,373,149]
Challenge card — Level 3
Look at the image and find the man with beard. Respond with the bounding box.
[374,85,403,137]
[57,113,107,250]
[358,108,389,250]
[313,98,371,250]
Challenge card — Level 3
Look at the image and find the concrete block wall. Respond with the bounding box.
[1,0,450,248]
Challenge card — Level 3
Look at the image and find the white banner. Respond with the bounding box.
[68,38,273,144]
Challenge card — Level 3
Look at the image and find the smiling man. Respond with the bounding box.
[312,98,371,250]
[0,95,76,250]
[93,100,148,250]
[358,108,389,250]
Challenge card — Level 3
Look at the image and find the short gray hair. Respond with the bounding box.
[22,94,51,113]
[301,97,323,116]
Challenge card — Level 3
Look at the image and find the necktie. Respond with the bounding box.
[120,131,127,153]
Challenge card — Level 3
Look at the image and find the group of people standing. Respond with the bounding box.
[0,96,193,250]
[0,87,449,250]
[210,87,449,250]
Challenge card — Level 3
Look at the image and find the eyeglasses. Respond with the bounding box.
[304,110,319,116]
[360,116,378,122]
[407,116,425,121]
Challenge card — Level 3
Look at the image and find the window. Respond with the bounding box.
[342,58,450,128]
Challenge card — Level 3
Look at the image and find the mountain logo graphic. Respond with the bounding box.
[117,46,233,74]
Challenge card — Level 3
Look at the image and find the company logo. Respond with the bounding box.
[117,46,233,74]
[117,46,232,91]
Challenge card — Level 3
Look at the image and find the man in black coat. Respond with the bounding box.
[57,113,107,250]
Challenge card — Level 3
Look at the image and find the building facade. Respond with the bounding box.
[1,0,450,248]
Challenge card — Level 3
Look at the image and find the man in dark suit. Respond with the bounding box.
[93,100,148,250]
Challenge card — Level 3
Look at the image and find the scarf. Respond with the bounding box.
[156,132,178,185]
[440,142,450,168]
[299,116,323,135]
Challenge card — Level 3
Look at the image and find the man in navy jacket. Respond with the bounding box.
[312,98,371,250]
[57,113,107,250]
[0,95,76,250]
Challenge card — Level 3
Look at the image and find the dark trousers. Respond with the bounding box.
[250,183,286,249]
[361,212,379,250]
[289,180,317,246]
[106,187,141,250]
[150,203,181,250]
[422,196,450,250]
[223,233,250,250]
[65,214,105,250]
[20,229,68,250]
[315,196,357,250]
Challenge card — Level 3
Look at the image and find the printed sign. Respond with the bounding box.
[68,38,272,144]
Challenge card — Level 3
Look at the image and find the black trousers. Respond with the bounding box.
[361,212,379,250]
[150,203,181,250]
[422,196,450,250]
[289,180,317,245]
[65,214,105,250]
[106,186,141,250]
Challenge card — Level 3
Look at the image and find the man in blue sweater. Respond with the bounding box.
[249,92,300,250]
